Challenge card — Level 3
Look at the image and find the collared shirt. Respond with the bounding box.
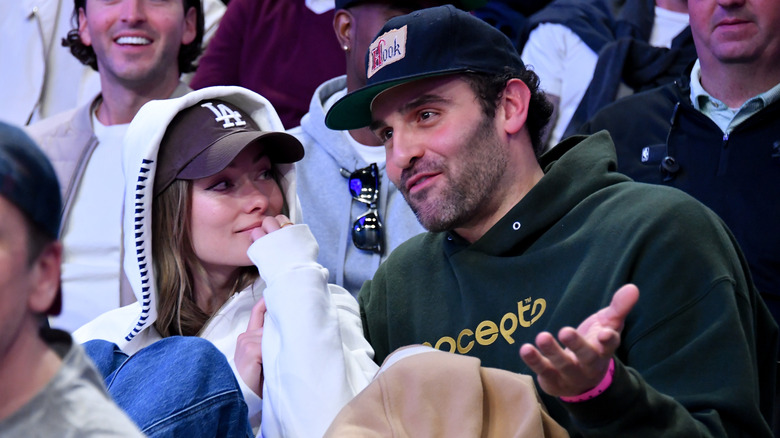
[690,59,780,133]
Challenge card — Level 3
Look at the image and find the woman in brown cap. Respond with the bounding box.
[75,86,378,437]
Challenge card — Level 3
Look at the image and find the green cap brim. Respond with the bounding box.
[325,70,467,131]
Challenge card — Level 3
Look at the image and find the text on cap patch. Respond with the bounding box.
[368,26,407,79]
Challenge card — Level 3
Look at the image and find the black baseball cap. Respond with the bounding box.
[154,99,304,196]
[325,4,524,131]
[0,121,63,315]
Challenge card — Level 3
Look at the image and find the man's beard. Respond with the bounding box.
[400,114,508,232]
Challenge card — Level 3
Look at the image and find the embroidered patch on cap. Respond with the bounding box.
[201,101,247,129]
[368,26,407,79]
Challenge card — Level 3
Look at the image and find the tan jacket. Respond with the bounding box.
[325,345,569,438]
[25,83,191,321]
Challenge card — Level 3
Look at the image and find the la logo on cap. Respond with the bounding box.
[201,102,247,129]
[368,25,407,79]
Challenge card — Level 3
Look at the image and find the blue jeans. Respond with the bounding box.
[84,336,253,438]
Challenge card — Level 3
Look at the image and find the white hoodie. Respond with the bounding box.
[75,86,378,437]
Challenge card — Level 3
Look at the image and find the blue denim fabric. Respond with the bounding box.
[84,337,254,438]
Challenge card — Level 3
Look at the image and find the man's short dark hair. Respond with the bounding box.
[62,0,204,74]
[462,67,554,157]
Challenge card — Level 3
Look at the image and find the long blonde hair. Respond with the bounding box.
[152,179,258,337]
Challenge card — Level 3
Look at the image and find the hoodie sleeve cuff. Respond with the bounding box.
[247,224,321,283]
[560,358,615,403]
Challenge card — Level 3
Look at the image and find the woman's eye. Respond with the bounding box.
[206,180,231,191]
[379,128,393,142]
[257,169,273,181]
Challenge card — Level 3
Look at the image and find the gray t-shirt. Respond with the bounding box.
[0,329,143,437]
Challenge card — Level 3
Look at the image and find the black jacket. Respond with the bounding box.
[581,72,780,328]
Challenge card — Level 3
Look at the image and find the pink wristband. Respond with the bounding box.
[560,358,615,403]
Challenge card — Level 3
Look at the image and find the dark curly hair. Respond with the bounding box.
[462,67,554,157]
[62,0,204,74]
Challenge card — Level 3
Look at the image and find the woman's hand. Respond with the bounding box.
[250,214,294,241]
[235,298,266,396]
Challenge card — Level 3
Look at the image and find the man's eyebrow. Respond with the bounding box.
[369,119,386,133]
[369,93,451,131]
[400,94,450,114]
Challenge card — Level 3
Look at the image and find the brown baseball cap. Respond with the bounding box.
[154,99,304,195]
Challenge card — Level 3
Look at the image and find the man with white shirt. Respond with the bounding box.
[521,0,692,150]
[0,0,224,127]
[26,0,204,332]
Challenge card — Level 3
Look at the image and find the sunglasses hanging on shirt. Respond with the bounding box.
[340,163,384,255]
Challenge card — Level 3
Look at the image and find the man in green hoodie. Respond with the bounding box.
[325,5,777,436]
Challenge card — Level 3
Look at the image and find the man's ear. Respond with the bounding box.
[78,8,92,47]
[501,78,531,136]
[27,242,63,315]
[333,9,353,52]
[181,6,198,46]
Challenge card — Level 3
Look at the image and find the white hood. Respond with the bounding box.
[119,86,303,345]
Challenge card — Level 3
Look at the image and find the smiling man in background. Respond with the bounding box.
[26,0,204,332]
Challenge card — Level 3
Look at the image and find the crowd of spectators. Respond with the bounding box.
[0,0,777,436]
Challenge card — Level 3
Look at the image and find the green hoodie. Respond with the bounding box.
[359,131,776,437]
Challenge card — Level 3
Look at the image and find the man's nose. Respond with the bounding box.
[388,126,424,171]
[120,0,148,24]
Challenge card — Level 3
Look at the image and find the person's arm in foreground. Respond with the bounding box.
[247,215,377,438]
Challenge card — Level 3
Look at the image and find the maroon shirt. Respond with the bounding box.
[191,0,345,128]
